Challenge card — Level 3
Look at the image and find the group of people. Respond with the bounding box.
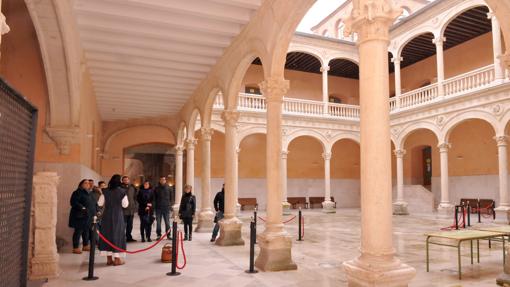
[68,174,202,266]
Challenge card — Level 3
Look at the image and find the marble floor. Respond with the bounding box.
[36,209,507,287]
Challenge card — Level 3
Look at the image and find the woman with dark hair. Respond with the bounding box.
[98,174,129,266]
[179,184,196,241]
[137,180,155,242]
[68,179,96,254]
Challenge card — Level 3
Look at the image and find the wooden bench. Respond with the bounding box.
[287,197,308,209]
[308,196,337,209]
[238,198,258,210]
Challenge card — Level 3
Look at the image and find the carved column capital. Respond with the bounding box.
[391,57,403,65]
[185,138,197,150]
[221,110,240,127]
[393,149,406,158]
[494,135,508,146]
[432,37,446,46]
[437,142,451,152]
[0,12,10,36]
[281,150,289,159]
[200,127,214,141]
[176,145,185,155]
[259,78,289,103]
[45,126,80,155]
[343,0,401,43]
[487,11,496,20]
[320,66,330,73]
[322,152,332,161]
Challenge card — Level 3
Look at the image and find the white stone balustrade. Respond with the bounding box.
[443,65,495,96]
[399,83,439,109]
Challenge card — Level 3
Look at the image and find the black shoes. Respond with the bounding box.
[210,238,215,242]
[127,238,137,242]
[141,238,146,243]
[148,238,152,242]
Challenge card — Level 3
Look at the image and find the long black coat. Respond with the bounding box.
[99,187,127,253]
[179,192,196,219]
[68,188,96,230]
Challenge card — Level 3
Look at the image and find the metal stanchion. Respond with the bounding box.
[83,216,99,281]
[477,199,481,223]
[493,201,496,220]
[461,203,466,228]
[253,207,257,244]
[167,221,180,276]
[245,218,258,274]
[455,205,459,230]
[297,207,303,241]
[467,201,471,227]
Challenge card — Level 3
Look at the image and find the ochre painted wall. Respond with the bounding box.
[331,139,360,179]
[239,133,266,178]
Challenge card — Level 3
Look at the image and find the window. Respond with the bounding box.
[245,86,261,95]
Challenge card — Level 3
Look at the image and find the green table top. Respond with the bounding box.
[425,229,505,241]
[475,225,510,234]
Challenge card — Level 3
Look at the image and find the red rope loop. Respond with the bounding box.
[440,208,466,231]
[96,228,171,254]
[257,215,297,224]
[175,231,187,270]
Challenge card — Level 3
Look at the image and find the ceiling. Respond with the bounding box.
[73,0,262,121]
[401,6,491,69]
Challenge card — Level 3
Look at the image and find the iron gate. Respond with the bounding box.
[0,77,37,287]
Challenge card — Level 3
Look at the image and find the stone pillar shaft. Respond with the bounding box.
[196,127,214,232]
[438,143,452,210]
[322,152,335,213]
[173,146,184,214]
[395,150,405,202]
[489,12,504,80]
[185,139,196,187]
[321,65,330,114]
[392,57,402,109]
[434,38,446,97]
[282,150,290,214]
[496,136,510,208]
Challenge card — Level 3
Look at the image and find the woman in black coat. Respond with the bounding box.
[68,179,96,254]
[179,184,196,241]
[98,174,129,266]
[137,180,155,242]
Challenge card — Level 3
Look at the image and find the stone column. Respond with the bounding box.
[321,65,330,114]
[342,1,416,285]
[235,147,241,214]
[437,143,453,213]
[393,149,409,215]
[392,57,402,110]
[185,138,197,187]
[173,146,184,216]
[494,136,510,222]
[196,127,215,232]
[433,37,446,98]
[489,11,504,81]
[29,172,60,280]
[282,150,291,215]
[255,78,297,271]
[322,152,335,213]
[216,110,244,246]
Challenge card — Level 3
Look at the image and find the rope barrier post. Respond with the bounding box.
[167,221,180,277]
[462,204,466,228]
[245,217,258,274]
[254,207,257,244]
[455,205,459,230]
[297,207,303,242]
[493,201,496,220]
[477,199,481,223]
[83,216,99,281]
[467,201,471,227]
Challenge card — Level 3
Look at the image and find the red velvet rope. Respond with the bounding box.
[96,228,171,254]
[175,231,187,270]
[257,215,297,224]
[440,208,466,231]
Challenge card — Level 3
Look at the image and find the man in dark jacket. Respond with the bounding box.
[154,176,174,239]
[122,176,138,242]
[210,184,225,242]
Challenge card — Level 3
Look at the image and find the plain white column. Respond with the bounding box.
[173,146,184,215]
[433,37,446,98]
[489,11,504,81]
[392,57,402,110]
[321,65,330,114]
[215,110,244,246]
[185,138,197,187]
[196,127,214,232]
[281,150,291,215]
[235,147,241,214]
[392,149,408,215]
[494,136,510,222]
[322,152,335,213]
[437,143,453,213]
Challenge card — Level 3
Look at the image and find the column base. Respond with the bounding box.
[195,210,215,233]
[322,201,336,213]
[494,206,510,224]
[343,254,415,287]
[255,229,297,272]
[392,201,409,215]
[496,245,510,286]
[283,202,291,215]
[29,255,60,280]
[215,217,245,246]
[436,202,454,218]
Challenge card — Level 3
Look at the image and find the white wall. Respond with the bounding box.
[431,175,502,207]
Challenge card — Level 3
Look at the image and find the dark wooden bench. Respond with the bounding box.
[238,198,258,210]
[460,198,495,213]
[287,197,308,209]
[309,196,337,209]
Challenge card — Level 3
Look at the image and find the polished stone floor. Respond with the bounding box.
[38,209,506,286]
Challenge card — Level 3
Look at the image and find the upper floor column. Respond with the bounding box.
[433,37,446,97]
[488,11,505,81]
[185,138,197,187]
[321,65,330,114]
[392,57,402,110]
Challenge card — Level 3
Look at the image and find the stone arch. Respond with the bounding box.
[396,31,436,60]
[441,111,498,143]
[237,126,267,148]
[326,56,359,67]
[187,108,202,136]
[497,108,510,136]
[176,122,187,147]
[326,133,360,152]
[286,46,326,67]
[438,0,488,38]
[396,122,441,150]
[284,129,327,153]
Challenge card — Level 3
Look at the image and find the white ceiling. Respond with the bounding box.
[73,0,262,121]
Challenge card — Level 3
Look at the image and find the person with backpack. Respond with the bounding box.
[210,184,225,242]
[178,184,196,241]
